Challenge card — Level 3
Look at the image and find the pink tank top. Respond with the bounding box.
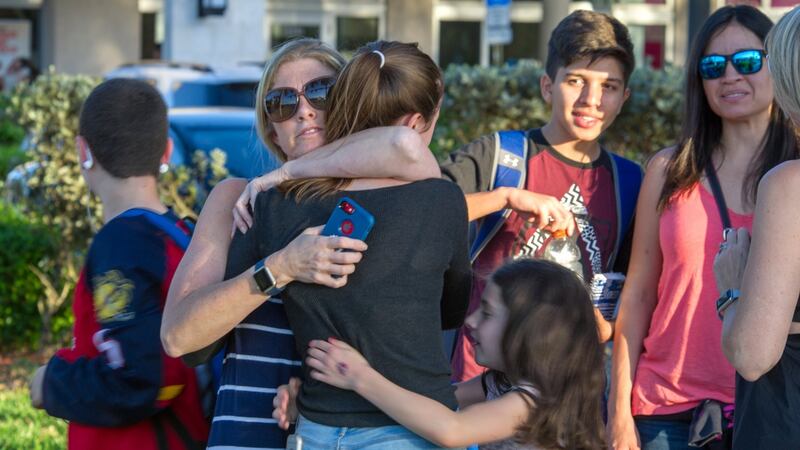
[631,183,753,416]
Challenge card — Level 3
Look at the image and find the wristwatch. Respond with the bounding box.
[716,289,740,320]
[253,258,283,297]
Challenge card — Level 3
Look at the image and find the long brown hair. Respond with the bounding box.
[280,40,443,200]
[658,5,799,211]
[489,259,605,450]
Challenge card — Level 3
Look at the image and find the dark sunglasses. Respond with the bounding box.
[263,76,336,122]
[699,49,765,80]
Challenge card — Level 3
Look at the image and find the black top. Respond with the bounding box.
[733,333,800,449]
[226,178,471,427]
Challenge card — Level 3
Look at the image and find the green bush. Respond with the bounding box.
[0,142,26,182]
[0,93,27,181]
[431,60,685,163]
[2,70,229,351]
[0,202,64,350]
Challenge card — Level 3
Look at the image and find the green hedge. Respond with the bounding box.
[1,71,228,351]
[431,60,685,163]
[0,202,68,350]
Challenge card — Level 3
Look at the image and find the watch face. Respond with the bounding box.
[254,260,277,293]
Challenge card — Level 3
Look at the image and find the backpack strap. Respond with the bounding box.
[469,130,529,262]
[118,208,192,250]
[606,153,644,271]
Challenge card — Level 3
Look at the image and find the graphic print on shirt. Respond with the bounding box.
[512,184,603,276]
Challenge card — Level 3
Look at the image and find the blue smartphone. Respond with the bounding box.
[321,197,375,242]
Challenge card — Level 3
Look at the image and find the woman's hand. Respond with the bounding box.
[713,227,750,295]
[607,412,641,450]
[269,226,368,289]
[272,377,302,430]
[305,338,372,391]
[232,166,289,233]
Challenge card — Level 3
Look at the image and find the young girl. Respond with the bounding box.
[280,259,606,450]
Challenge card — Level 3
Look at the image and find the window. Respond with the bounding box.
[141,13,158,59]
[489,21,541,64]
[439,21,481,68]
[336,17,379,53]
[271,24,320,48]
[628,24,665,68]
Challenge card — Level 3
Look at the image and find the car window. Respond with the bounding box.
[173,82,258,108]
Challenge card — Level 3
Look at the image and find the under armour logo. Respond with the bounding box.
[503,154,520,168]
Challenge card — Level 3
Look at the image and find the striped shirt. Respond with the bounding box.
[206,297,301,450]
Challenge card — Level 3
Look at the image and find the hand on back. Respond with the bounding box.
[273,226,368,289]
[232,166,289,233]
[305,338,372,391]
[272,377,301,430]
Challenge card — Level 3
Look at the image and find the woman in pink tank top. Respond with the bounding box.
[607,5,800,450]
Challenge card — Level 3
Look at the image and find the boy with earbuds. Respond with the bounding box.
[28,79,209,450]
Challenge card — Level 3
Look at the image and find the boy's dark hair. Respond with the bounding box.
[79,78,168,178]
[546,10,635,85]
[489,259,605,450]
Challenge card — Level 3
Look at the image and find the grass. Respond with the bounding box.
[0,354,66,450]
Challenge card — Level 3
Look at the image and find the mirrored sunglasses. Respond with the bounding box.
[263,76,336,122]
[699,49,765,80]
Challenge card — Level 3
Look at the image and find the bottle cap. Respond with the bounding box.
[552,229,567,239]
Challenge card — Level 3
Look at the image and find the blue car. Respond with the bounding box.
[168,107,279,179]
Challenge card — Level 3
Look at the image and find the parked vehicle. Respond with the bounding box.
[168,106,278,179]
[104,61,262,108]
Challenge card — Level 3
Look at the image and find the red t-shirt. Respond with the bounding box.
[442,129,632,381]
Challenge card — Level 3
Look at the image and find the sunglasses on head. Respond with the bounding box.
[263,76,336,122]
[699,49,765,80]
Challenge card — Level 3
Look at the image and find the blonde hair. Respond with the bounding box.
[766,6,800,123]
[280,41,443,200]
[255,38,346,162]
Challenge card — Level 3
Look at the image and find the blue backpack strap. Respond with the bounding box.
[606,153,644,270]
[118,208,192,251]
[469,130,528,262]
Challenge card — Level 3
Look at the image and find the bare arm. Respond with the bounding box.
[285,126,439,180]
[717,161,800,381]
[233,127,439,231]
[271,372,488,431]
[161,179,367,357]
[306,339,528,448]
[162,178,255,356]
[607,149,669,450]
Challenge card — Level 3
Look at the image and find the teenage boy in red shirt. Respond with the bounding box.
[29,79,209,450]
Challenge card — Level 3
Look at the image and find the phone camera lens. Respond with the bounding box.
[340,201,355,215]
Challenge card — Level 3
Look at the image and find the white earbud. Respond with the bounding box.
[82,150,94,170]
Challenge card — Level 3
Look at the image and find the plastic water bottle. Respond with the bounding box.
[542,229,583,279]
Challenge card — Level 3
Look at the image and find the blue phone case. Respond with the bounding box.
[322,197,375,241]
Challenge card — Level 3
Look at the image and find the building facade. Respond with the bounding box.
[1,0,799,76]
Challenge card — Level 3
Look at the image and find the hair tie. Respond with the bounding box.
[372,50,385,69]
